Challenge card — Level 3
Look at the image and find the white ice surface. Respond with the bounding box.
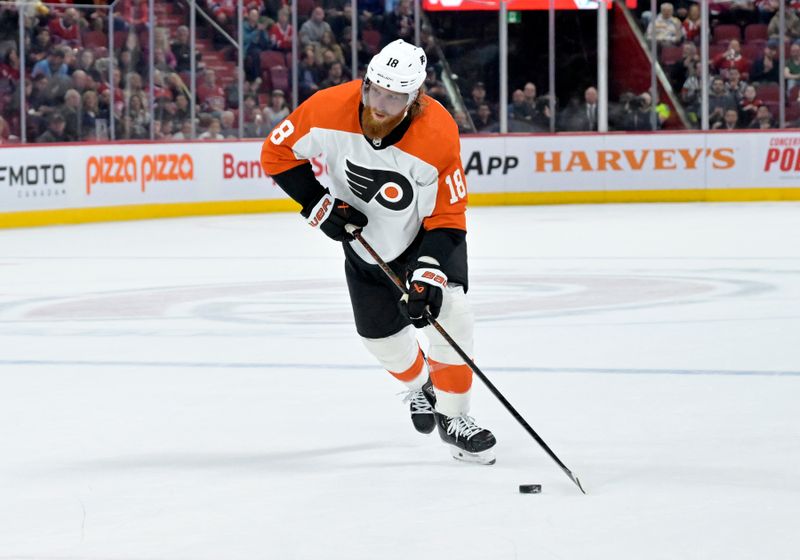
[1,203,799,559]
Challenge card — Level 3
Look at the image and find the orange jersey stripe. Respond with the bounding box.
[428,358,473,394]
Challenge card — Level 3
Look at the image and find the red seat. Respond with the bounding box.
[82,30,108,49]
[269,65,289,92]
[741,42,764,62]
[660,45,683,66]
[709,44,727,60]
[786,102,800,123]
[362,29,382,56]
[758,83,780,103]
[789,86,800,103]
[713,24,742,43]
[259,50,287,71]
[744,23,768,43]
[298,0,316,18]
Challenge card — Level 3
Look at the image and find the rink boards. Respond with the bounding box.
[2,130,800,227]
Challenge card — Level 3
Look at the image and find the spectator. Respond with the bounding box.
[768,6,800,40]
[172,26,193,73]
[756,0,779,25]
[220,110,237,137]
[581,86,599,131]
[269,7,293,52]
[738,83,763,122]
[60,88,83,141]
[464,81,490,122]
[31,48,68,79]
[710,0,758,25]
[320,61,347,89]
[172,120,194,139]
[209,0,237,29]
[453,109,472,134]
[126,92,150,138]
[199,117,225,139]
[670,41,699,90]
[316,30,345,66]
[154,28,177,69]
[77,49,101,82]
[80,90,103,140]
[0,47,20,83]
[713,39,750,80]
[300,7,333,48]
[474,102,498,132]
[198,69,226,112]
[49,7,82,47]
[117,0,149,33]
[383,0,414,44]
[508,88,534,124]
[713,107,741,130]
[785,41,800,91]
[27,74,57,130]
[682,3,701,43]
[621,93,657,131]
[522,81,537,112]
[532,96,554,131]
[0,115,15,143]
[709,76,737,126]
[680,61,703,122]
[424,66,447,105]
[298,47,321,100]
[749,104,777,128]
[29,28,54,65]
[751,38,780,82]
[646,2,684,47]
[726,67,747,100]
[244,8,271,81]
[124,71,145,99]
[241,92,259,122]
[173,93,190,123]
[120,31,146,76]
[263,88,289,128]
[37,113,67,143]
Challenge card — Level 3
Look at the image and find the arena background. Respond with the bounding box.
[2,0,800,227]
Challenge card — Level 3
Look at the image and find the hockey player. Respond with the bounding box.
[260,39,496,464]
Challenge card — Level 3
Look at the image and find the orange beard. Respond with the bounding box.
[361,105,406,140]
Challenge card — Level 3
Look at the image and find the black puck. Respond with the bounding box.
[519,484,542,494]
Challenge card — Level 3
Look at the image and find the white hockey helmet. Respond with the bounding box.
[365,39,427,104]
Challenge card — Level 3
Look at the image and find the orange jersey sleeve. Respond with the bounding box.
[396,97,467,232]
[260,82,363,176]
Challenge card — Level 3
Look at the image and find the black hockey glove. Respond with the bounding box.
[403,259,447,328]
[303,193,368,242]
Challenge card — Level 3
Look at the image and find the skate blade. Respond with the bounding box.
[447,445,496,466]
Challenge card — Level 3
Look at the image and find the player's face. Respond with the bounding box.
[364,82,410,119]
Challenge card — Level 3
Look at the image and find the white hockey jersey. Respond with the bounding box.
[260,80,468,264]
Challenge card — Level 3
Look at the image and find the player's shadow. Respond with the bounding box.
[55,442,433,473]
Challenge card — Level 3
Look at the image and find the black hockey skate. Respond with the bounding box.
[435,412,497,465]
[401,378,437,434]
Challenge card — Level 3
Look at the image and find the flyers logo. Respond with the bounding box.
[344,159,413,211]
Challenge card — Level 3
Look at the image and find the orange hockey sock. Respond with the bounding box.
[388,347,425,383]
[427,358,473,394]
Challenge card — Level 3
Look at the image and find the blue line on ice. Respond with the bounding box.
[1,359,798,377]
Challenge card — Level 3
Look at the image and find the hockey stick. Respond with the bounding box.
[347,227,586,494]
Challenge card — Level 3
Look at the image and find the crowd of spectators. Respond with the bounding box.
[0,0,443,143]
[8,0,800,143]
[644,0,800,130]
